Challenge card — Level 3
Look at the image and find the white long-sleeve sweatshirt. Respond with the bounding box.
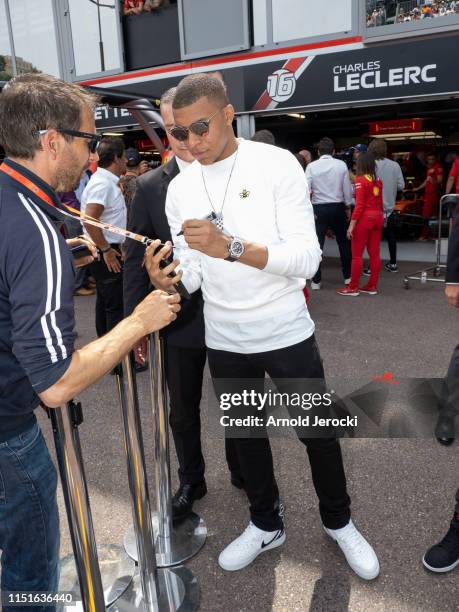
[166,139,322,353]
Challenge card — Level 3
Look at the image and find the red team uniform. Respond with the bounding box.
[349,175,384,292]
[448,158,459,195]
[420,163,443,239]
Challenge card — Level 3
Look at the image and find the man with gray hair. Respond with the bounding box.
[0,74,180,608]
[367,138,404,273]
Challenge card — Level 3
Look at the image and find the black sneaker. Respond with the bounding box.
[423,517,459,573]
[435,413,456,446]
[384,263,398,273]
[362,268,371,276]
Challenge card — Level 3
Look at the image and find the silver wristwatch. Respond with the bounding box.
[225,236,245,262]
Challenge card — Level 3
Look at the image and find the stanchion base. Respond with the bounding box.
[124,511,207,567]
[59,544,135,609]
[108,565,199,611]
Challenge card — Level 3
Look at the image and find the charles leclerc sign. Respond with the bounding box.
[244,34,459,113]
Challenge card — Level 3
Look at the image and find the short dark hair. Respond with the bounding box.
[0,73,98,160]
[356,151,377,179]
[251,129,275,145]
[160,87,176,107]
[172,73,229,110]
[294,153,307,170]
[318,137,334,156]
[368,139,387,160]
[97,137,125,168]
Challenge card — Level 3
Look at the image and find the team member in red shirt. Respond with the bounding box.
[338,152,384,296]
[415,153,443,241]
[446,156,459,198]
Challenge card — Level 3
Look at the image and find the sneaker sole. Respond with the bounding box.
[385,268,398,273]
[337,292,359,297]
[422,555,459,573]
[218,532,286,571]
[359,290,378,295]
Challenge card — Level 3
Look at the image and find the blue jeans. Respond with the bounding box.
[0,420,60,611]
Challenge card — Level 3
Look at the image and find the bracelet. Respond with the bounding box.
[101,246,112,254]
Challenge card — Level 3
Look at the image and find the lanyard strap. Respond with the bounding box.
[0,162,56,207]
[0,163,163,248]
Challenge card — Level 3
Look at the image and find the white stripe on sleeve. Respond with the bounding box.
[29,199,68,359]
[19,194,60,363]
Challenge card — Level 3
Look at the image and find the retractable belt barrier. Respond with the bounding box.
[123,333,207,569]
[50,402,135,612]
[113,353,200,611]
[404,194,459,289]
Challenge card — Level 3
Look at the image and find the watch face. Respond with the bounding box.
[231,239,244,257]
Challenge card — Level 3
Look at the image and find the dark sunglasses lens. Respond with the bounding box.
[170,127,189,142]
[190,121,210,137]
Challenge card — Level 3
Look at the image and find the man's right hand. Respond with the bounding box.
[103,248,122,273]
[144,240,184,292]
[133,290,181,335]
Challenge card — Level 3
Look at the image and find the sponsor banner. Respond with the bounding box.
[94,105,159,131]
[108,34,458,115]
[243,33,459,112]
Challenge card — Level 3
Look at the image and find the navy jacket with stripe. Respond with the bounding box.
[0,159,75,441]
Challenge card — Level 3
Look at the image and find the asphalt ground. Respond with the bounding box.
[36,257,458,612]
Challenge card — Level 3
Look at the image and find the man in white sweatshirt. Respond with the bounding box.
[145,73,379,580]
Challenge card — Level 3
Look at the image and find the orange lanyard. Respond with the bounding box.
[0,162,161,247]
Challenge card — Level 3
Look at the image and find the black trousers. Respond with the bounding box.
[207,335,351,532]
[164,343,207,486]
[384,211,397,265]
[313,203,352,284]
[90,245,124,337]
[440,343,459,423]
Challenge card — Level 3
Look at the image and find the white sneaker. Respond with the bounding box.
[218,522,285,571]
[311,281,321,290]
[324,520,380,580]
[344,278,351,285]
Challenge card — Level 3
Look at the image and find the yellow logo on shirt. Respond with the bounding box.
[240,189,250,199]
[373,186,380,196]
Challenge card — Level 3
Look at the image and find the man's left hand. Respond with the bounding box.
[66,236,97,268]
[182,219,229,258]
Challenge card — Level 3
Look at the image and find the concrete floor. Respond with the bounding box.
[37,257,458,612]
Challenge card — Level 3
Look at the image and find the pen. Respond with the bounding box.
[176,212,217,236]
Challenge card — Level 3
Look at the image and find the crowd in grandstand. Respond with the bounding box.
[367,0,459,27]
[122,0,173,16]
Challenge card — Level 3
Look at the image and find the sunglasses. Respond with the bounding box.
[169,107,224,142]
[33,129,102,154]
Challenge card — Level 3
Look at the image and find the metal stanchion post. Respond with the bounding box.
[124,334,207,567]
[113,355,199,611]
[404,194,459,288]
[51,402,134,611]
